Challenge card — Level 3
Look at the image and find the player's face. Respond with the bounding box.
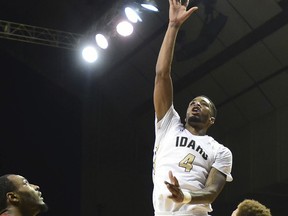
[186,96,215,127]
[8,175,48,213]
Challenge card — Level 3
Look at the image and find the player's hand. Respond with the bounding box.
[164,171,184,203]
[169,0,198,28]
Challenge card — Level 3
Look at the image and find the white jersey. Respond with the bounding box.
[153,105,233,216]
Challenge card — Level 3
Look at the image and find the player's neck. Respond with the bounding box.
[185,125,207,136]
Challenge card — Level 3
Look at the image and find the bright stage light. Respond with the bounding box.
[95,34,108,49]
[125,7,142,23]
[78,1,160,65]
[116,21,134,37]
[141,4,158,12]
[141,0,159,12]
[82,46,98,63]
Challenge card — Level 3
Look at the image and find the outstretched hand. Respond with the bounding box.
[164,171,185,203]
[169,0,198,28]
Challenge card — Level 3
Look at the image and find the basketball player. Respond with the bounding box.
[152,0,233,215]
[0,174,48,216]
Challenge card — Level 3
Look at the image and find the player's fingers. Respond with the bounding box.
[173,176,180,187]
[187,6,198,16]
[168,186,178,195]
[168,171,174,183]
[183,0,189,7]
[165,181,176,191]
[167,194,173,199]
[165,181,174,190]
[170,0,178,6]
[166,182,180,194]
[164,181,170,186]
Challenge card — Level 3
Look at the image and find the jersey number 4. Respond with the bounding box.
[179,153,195,172]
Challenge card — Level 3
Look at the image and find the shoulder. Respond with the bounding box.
[208,137,232,156]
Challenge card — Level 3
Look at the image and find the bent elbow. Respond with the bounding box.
[208,189,222,203]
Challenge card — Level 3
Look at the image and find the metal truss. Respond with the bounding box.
[0,20,83,50]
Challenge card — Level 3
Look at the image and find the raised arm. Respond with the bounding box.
[154,0,198,121]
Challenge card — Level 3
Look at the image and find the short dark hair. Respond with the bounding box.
[0,174,17,212]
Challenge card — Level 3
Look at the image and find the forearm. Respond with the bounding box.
[185,173,226,204]
[154,24,179,119]
[155,23,180,77]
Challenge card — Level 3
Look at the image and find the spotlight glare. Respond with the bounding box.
[141,3,159,12]
[125,7,142,23]
[95,34,108,49]
[116,21,134,37]
[82,46,98,63]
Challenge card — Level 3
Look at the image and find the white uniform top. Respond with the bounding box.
[153,105,233,216]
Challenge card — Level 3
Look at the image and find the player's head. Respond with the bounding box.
[185,95,217,130]
[231,199,271,216]
[0,174,48,215]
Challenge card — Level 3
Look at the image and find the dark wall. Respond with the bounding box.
[80,85,155,216]
[0,50,82,216]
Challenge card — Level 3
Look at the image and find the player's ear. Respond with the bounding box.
[210,117,215,125]
[7,192,20,204]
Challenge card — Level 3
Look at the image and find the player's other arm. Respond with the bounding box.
[165,168,226,204]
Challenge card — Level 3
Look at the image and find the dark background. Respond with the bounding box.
[0,50,82,216]
[1,0,288,216]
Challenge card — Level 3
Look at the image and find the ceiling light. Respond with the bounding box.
[141,0,159,12]
[82,46,98,63]
[125,7,142,23]
[116,21,134,37]
[95,33,108,49]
